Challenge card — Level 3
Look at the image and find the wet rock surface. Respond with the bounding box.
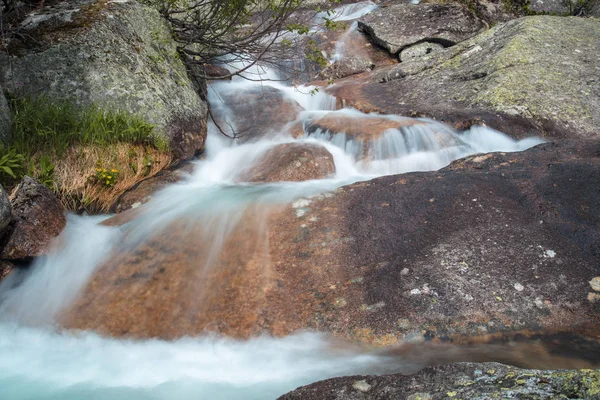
[0,176,66,261]
[316,21,395,81]
[63,139,600,341]
[0,0,207,161]
[240,143,336,183]
[332,16,600,139]
[279,362,600,399]
[110,163,195,213]
[211,85,304,141]
[300,112,425,140]
[358,4,485,55]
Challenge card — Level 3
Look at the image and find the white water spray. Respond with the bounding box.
[0,5,547,397]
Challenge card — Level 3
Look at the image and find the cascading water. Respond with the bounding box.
[0,2,551,398]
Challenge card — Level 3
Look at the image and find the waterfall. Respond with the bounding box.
[0,2,549,398]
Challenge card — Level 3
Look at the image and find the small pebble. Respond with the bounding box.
[514,283,524,292]
[352,380,371,392]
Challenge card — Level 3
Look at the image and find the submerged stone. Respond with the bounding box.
[240,143,335,183]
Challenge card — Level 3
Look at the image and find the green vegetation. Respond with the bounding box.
[0,144,25,185]
[93,167,119,188]
[145,0,343,81]
[2,95,169,201]
[9,95,167,156]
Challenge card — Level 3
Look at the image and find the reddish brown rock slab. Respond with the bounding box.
[62,205,286,339]
[63,140,600,342]
[211,85,304,141]
[239,143,336,183]
[0,176,66,261]
[300,111,425,141]
[316,21,397,80]
[110,163,196,213]
[203,64,232,80]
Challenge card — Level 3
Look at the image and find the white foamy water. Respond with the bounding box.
[0,215,119,325]
[0,324,390,400]
[0,10,547,398]
[315,1,378,23]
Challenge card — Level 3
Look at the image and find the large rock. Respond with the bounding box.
[62,139,600,340]
[358,4,485,55]
[0,88,10,140]
[211,85,304,141]
[299,111,426,141]
[240,143,336,182]
[0,185,12,238]
[290,111,463,162]
[317,22,394,81]
[279,362,600,400]
[0,176,66,260]
[0,0,207,160]
[333,16,600,139]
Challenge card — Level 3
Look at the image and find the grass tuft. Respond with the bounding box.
[3,94,172,212]
[8,95,168,154]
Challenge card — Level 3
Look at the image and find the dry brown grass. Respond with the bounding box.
[30,144,172,213]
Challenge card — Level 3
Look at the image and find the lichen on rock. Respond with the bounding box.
[0,0,207,161]
[363,16,600,139]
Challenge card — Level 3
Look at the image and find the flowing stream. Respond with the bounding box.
[0,2,556,399]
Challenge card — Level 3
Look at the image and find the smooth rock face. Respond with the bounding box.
[240,143,335,183]
[0,185,12,237]
[1,176,66,260]
[335,16,600,139]
[63,140,600,340]
[0,0,207,160]
[0,88,10,140]
[358,4,484,54]
[279,362,600,399]
[300,112,425,141]
[212,85,304,141]
[399,41,444,62]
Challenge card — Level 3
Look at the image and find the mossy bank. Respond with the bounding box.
[0,0,208,211]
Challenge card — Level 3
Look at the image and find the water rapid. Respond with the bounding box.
[0,2,550,398]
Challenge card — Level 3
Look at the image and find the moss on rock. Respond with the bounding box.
[0,0,207,161]
[280,363,600,399]
[369,16,600,138]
